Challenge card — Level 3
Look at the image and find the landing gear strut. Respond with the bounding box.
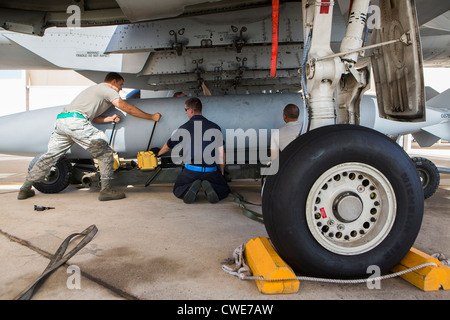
[262,0,426,277]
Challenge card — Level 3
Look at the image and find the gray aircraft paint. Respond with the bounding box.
[0,92,448,159]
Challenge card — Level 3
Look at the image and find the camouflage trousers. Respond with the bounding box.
[26,117,114,183]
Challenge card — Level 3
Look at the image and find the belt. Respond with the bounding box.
[185,163,217,172]
[57,112,86,120]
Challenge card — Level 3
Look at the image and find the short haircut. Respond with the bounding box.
[173,91,186,97]
[104,72,124,83]
[283,103,299,119]
[185,97,202,113]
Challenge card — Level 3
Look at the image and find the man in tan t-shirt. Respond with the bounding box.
[18,72,161,201]
[270,104,302,160]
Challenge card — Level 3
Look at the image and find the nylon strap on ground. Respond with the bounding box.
[15,224,98,300]
[231,190,264,223]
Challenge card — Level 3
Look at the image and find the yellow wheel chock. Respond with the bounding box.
[244,238,450,294]
[244,237,300,294]
[391,247,450,291]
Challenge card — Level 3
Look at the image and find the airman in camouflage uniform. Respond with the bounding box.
[18,72,161,201]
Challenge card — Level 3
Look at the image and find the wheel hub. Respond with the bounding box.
[43,166,59,184]
[417,168,429,187]
[306,162,397,255]
[333,192,363,223]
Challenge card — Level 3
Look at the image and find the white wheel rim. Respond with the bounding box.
[305,163,397,255]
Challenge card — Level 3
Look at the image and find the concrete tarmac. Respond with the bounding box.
[0,146,449,301]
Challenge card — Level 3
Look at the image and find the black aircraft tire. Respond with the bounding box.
[262,125,424,278]
[28,154,72,194]
[411,157,440,199]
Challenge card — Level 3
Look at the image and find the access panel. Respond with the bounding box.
[371,0,425,121]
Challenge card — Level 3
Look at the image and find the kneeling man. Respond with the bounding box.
[158,98,230,203]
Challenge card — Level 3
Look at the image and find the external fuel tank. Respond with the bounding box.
[0,94,304,158]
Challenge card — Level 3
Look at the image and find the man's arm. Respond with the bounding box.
[201,82,211,96]
[270,130,280,161]
[112,98,161,121]
[270,148,279,161]
[157,142,171,157]
[218,145,225,175]
[92,114,121,124]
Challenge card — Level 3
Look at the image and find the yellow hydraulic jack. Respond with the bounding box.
[98,122,121,171]
[137,120,158,170]
[108,120,159,171]
[93,121,162,189]
[109,122,120,171]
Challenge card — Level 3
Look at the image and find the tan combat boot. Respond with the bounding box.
[17,189,35,200]
[17,180,35,200]
[98,180,125,201]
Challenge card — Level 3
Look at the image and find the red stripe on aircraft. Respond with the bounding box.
[320,0,331,14]
[271,0,279,78]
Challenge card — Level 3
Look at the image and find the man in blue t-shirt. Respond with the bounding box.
[158,97,230,203]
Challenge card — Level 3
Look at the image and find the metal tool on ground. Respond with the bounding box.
[34,205,55,211]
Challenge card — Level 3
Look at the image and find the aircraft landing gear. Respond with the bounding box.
[262,125,424,278]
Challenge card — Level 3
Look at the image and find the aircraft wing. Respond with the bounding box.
[1,0,449,34]
[416,88,450,144]
[359,88,450,146]
[0,0,448,94]
[1,26,149,73]
[0,0,278,35]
